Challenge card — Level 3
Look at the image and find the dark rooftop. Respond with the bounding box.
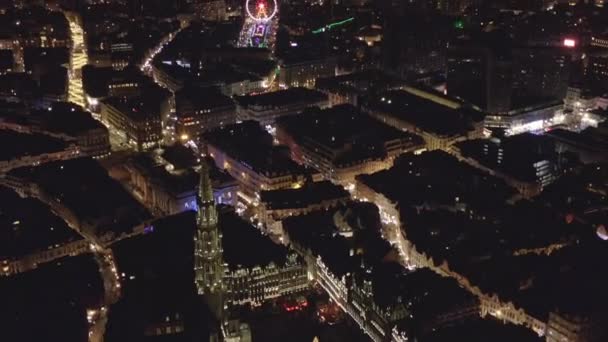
[403,199,582,272]
[0,186,82,259]
[109,210,215,342]
[421,317,542,342]
[103,95,164,121]
[0,49,14,70]
[260,180,349,210]
[236,87,327,109]
[0,254,103,342]
[29,102,108,136]
[364,89,483,136]
[370,266,477,324]
[0,130,70,161]
[9,157,151,236]
[203,121,308,177]
[175,85,235,115]
[315,69,405,95]
[357,150,515,212]
[456,133,558,183]
[276,104,424,165]
[220,208,294,270]
[129,153,197,196]
[82,65,144,98]
[161,144,199,170]
[23,47,70,70]
[283,202,392,278]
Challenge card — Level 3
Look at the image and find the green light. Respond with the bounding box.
[454,20,464,29]
[312,17,354,34]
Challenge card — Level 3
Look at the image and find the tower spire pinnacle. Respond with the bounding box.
[197,157,218,228]
[199,157,215,204]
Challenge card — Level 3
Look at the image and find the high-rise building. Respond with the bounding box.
[447,44,512,113]
[382,8,451,78]
[511,47,570,101]
[448,38,570,114]
[194,159,225,321]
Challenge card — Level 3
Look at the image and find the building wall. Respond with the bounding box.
[545,313,591,342]
[220,79,265,96]
[278,57,337,89]
[175,106,236,141]
[238,98,329,126]
[257,198,349,226]
[101,102,162,151]
[590,36,608,49]
[0,144,80,173]
[208,144,306,197]
[365,107,479,151]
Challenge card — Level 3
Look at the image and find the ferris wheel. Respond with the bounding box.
[245,0,278,22]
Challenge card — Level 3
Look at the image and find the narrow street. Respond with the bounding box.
[140,28,182,78]
[139,27,184,144]
[88,244,121,342]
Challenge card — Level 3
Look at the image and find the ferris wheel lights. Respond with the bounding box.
[246,0,277,21]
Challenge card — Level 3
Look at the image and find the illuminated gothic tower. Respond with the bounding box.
[194,158,224,320]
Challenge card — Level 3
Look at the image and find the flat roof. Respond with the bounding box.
[32,102,107,136]
[9,157,151,235]
[175,85,235,113]
[276,104,424,164]
[421,317,542,342]
[365,90,483,136]
[0,130,69,161]
[236,87,327,109]
[0,186,82,259]
[103,95,163,121]
[220,208,294,269]
[260,180,349,210]
[456,133,557,183]
[0,254,103,341]
[283,202,393,278]
[357,150,515,211]
[203,121,307,177]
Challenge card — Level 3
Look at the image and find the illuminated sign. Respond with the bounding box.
[246,0,277,21]
[564,38,576,48]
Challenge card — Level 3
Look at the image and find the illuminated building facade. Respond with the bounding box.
[591,35,608,49]
[278,56,337,89]
[276,105,425,183]
[203,121,308,198]
[364,88,484,151]
[484,100,563,136]
[256,181,350,226]
[587,54,608,87]
[101,95,168,151]
[225,254,309,306]
[545,312,604,342]
[175,86,237,141]
[236,88,329,126]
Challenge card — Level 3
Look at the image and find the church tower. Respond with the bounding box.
[194,158,224,321]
